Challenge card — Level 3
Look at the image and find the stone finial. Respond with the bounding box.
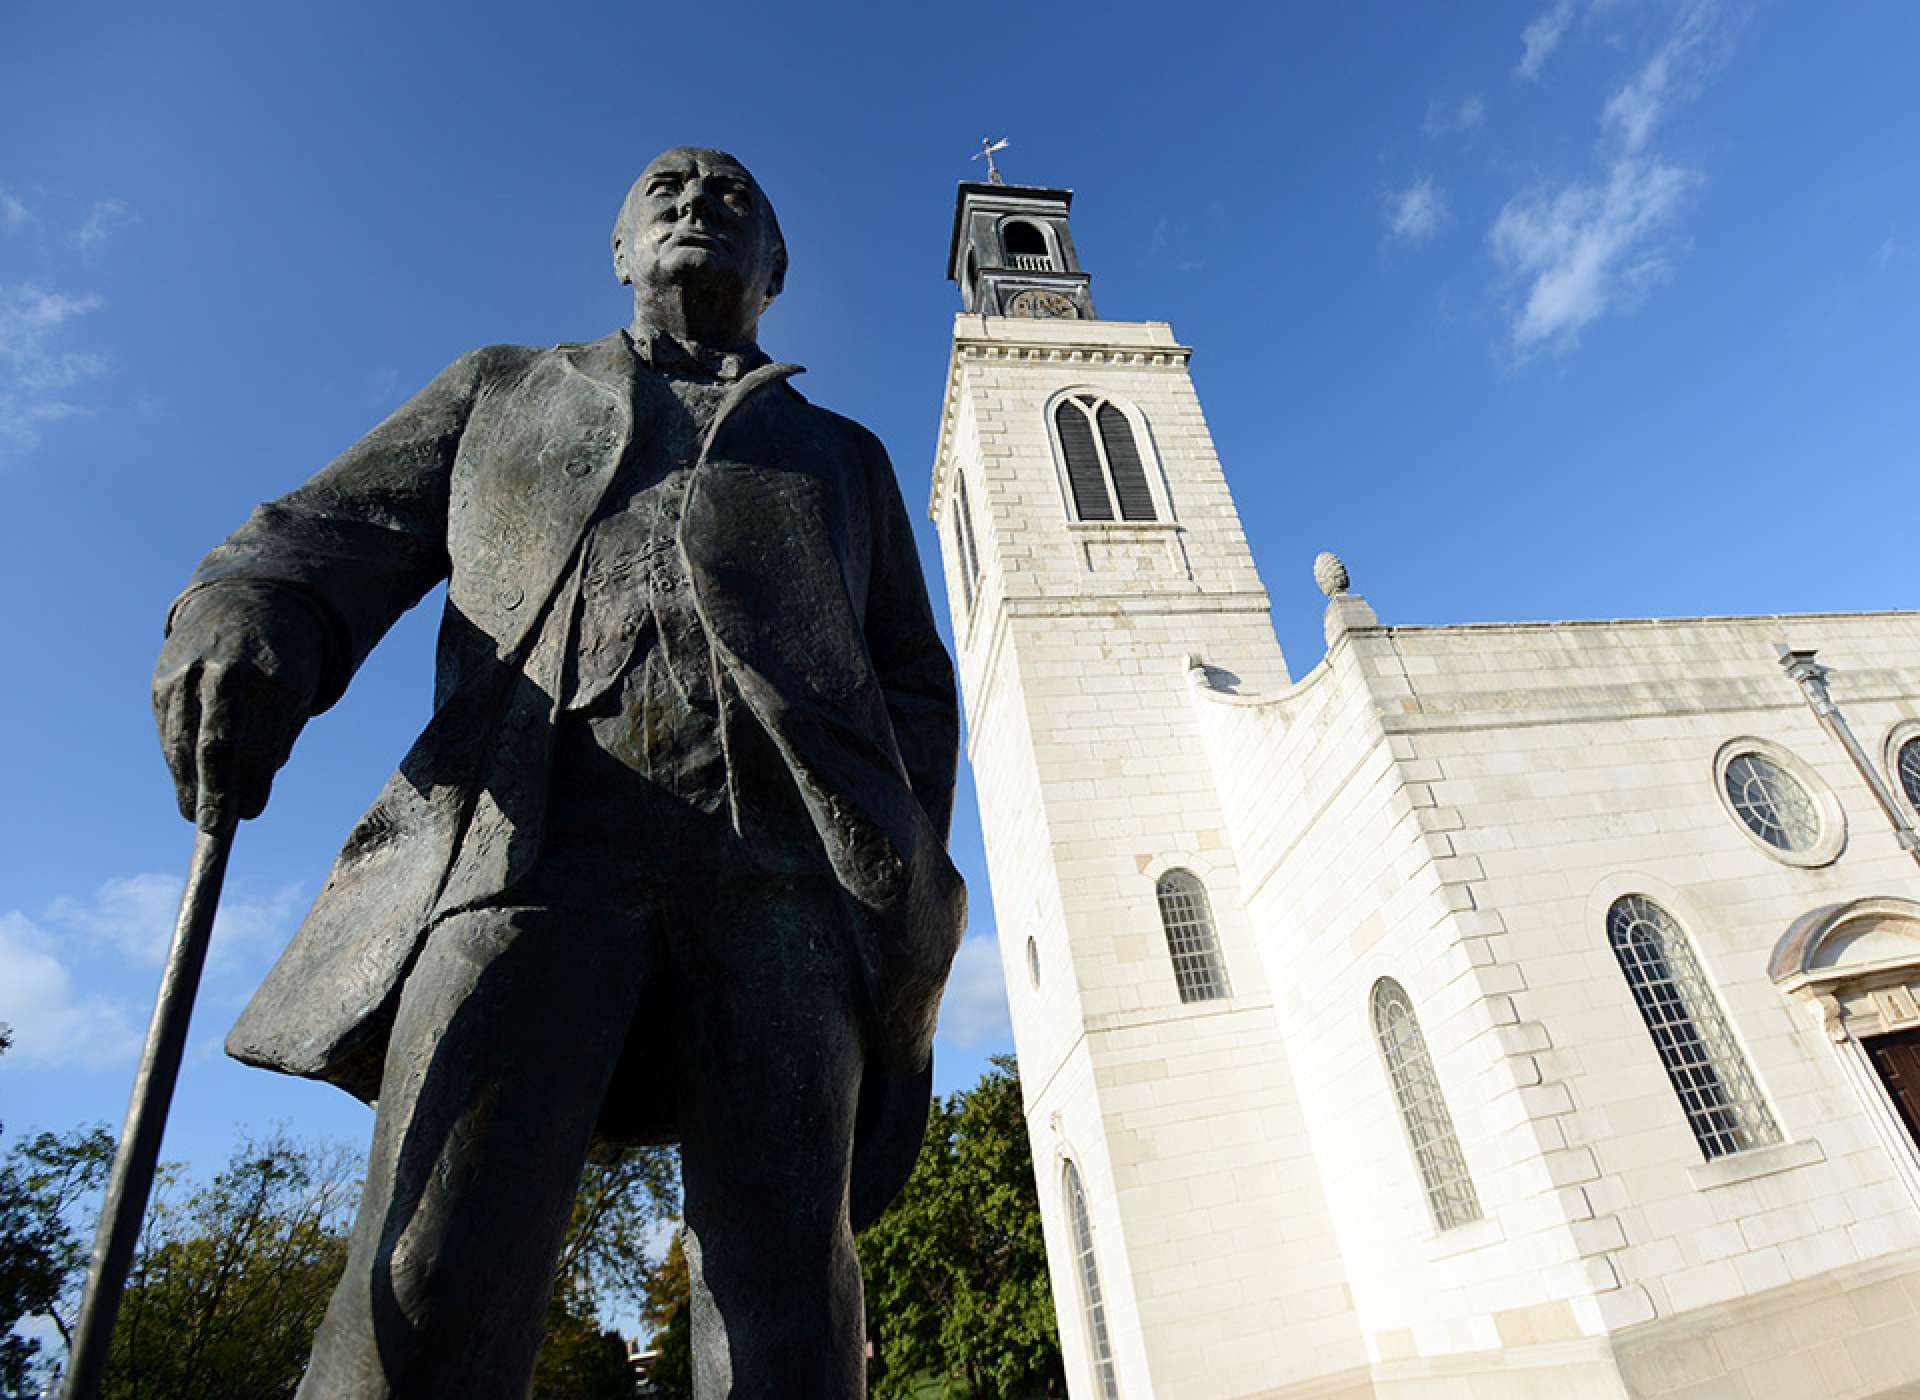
[1313,551,1350,598]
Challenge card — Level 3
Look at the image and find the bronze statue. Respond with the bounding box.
[151,147,965,1398]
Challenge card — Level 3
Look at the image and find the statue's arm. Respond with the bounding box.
[859,431,961,842]
[155,346,508,828]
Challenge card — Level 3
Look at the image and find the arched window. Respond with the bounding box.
[1053,395,1158,523]
[1155,870,1230,1003]
[1370,979,1481,1231]
[1063,1160,1120,1399]
[951,469,982,611]
[1003,219,1052,270]
[1607,896,1780,1160]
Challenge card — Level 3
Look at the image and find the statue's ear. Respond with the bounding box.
[765,243,788,304]
[612,234,631,287]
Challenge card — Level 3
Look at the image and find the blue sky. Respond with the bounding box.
[1,0,1915,1199]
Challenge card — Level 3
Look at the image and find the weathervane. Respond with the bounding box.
[972,136,1009,185]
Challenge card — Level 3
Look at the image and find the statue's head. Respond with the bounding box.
[612,148,787,318]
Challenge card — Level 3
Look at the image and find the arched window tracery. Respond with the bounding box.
[1371,978,1482,1231]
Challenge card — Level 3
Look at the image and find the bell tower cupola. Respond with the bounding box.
[948,179,1096,320]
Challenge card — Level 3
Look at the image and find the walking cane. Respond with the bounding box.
[61,815,238,1400]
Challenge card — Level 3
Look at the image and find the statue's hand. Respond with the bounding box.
[152,587,326,831]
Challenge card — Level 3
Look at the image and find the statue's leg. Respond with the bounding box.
[670,879,867,1399]
[297,903,653,1400]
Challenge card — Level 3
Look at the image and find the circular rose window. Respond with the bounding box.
[1723,752,1821,852]
[1898,737,1920,813]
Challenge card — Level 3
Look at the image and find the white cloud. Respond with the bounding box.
[0,282,107,460]
[1518,0,1576,81]
[1425,94,1486,137]
[45,872,305,968]
[1386,177,1448,243]
[1875,237,1904,271]
[0,912,140,1070]
[72,198,133,253]
[0,190,29,232]
[1490,157,1696,351]
[1600,2,1720,153]
[935,934,1012,1051]
[1490,0,1736,355]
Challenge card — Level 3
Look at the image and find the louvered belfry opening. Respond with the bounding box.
[1096,403,1155,521]
[1056,399,1113,521]
[1054,394,1158,523]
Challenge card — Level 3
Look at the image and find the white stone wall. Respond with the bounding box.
[1195,602,1920,1397]
[931,313,1369,1398]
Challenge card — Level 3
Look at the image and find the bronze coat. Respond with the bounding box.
[175,332,964,1225]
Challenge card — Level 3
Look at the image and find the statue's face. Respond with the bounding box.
[615,148,784,311]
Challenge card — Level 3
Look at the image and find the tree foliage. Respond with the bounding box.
[857,1057,1063,1399]
[635,1232,692,1398]
[0,1042,679,1400]
[100,1132,358,1400]
[532,1146,679,1400]
[629,1059,1063,1398]
[0,1024,117,1395]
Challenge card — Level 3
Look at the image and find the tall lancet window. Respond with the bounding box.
[1064,1160,1120,1399]
[951,469,982,612]
[1371,979,1482,1231]
[1053,395,1158,523]
[1607,896,1781,1160]
[1155,870,1230,1003]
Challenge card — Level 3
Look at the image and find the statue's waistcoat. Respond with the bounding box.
[222,336,962,1119]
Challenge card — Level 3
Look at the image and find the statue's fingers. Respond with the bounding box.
[228,716,285,822]
[193,669,237,833]
[157,669,201,823]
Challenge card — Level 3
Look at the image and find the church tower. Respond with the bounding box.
[930,176,1369,1398]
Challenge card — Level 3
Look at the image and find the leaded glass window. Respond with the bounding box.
[1155,870,1230,1003]
[1897,738,1920,813]
[1053,395,1158,522]
[1370,979,1482,1231]
[1064,1161,1119,1400]
[1607,895,1781,1161]
[1723,753,1820,852]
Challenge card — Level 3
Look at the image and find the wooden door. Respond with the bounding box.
[1867,1026,1920,1149]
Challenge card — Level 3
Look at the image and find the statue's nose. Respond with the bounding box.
[678,182,714,220]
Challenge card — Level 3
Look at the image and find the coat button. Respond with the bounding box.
[566,458,595,477]
[496,583,524,611]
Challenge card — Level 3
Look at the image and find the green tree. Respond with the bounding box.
[0,1025,117,1394]
[101,1132,357,1400]
[635,1232,691,1398]
[530,1145,680,1400]
[858,1057,1063,1399]
[529,1295,638,1400]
